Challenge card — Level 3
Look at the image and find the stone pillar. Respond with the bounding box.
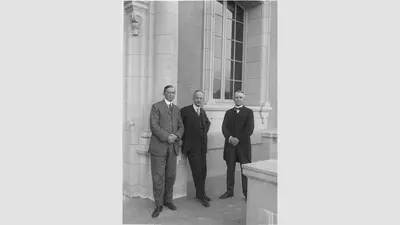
[153,1,179,103]
[123,1,151,198]
[243,160,277,225]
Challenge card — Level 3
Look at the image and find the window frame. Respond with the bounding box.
[212,0,247,103]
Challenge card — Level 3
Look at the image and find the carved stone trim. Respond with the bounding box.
[263,129,277,139]
[124,1,150,36]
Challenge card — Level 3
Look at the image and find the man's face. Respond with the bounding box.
[233,92,245,106]
[164,87,176,102]
[192,92,204,107]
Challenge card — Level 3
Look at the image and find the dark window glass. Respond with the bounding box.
[235,42,243,61]
[227,1,235,20]
[235,62,242,80]
[234,81,242,92]
[235,22,243,42]
[236,5,244,22]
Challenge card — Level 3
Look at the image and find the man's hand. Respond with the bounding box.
[167,134,178,144]
[167,135,175,144]
[229,137,240,146]
[170,134,178,141]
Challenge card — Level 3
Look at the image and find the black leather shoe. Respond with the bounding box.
[151,206,163,218]
[197,195,212,201]
[163,202,177,211]
[200,198,210,207]
[219,192,234,199]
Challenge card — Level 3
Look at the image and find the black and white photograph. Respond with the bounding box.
[2,0,399,225]
[122,0,277,224]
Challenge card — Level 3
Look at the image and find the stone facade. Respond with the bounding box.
[123,0,278,200]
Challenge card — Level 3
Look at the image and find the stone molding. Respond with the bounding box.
[242,159,277,184]
[262,129,277,139]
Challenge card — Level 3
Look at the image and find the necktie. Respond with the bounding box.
[196,108,200,116]
[169,103,173,112]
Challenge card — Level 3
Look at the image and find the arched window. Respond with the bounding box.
[213,0,245,100]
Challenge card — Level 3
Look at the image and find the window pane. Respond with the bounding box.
[226,19,234,39]
[235,22,243,42]
[236,5,244,22]
[215,1,223,16]
[225,60,234,80]
[227,1,235,20]
[215,15,223,37]
[214,58,222,78]
[234,81,242,92]
[235,42,243,61]
[214,36,222,58]
[213,78,221,99]
[225,80,233,100]
[226,40,234,60]
[234,62,242,80]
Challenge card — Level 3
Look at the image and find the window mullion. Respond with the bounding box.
[221,1,227,100]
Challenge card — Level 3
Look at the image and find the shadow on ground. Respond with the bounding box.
[123,171,247,225]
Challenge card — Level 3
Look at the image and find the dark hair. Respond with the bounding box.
[163,85,175,93]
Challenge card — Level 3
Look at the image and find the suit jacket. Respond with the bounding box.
[222,106,254,162]
[180,105,211,155]
[148,100,184,156]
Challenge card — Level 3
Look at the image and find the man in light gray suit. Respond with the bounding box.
[148,85,184,218]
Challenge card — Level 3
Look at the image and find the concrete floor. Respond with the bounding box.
[123,171,247,225]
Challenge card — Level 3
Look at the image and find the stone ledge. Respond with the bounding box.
[262,129,277,139]
[242,159,277,183]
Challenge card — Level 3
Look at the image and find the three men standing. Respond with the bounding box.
[148,85,184,218]
[180,90,212,207]
[148,86,254,217]
[219,90,254,200]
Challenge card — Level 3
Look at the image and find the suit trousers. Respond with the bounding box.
[225,145,250,197]
[187,136,207,199]
[150,144,177,207]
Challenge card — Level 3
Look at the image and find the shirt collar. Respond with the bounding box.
[193,103,201,111]
[164,99,172,106]
[234,105,243,109]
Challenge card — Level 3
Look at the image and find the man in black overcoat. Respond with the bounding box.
[219,90,254,200]
[180,90,212,207]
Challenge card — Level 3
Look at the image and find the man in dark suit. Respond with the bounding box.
[219,90,254,200]
[148,85,184,218]
[180,90,211,207]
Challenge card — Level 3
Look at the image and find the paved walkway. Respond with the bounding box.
[123,171,247,225]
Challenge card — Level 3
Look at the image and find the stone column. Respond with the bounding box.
[123,1,151,198]
[153,1,179,103]
[243,160,277,225]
